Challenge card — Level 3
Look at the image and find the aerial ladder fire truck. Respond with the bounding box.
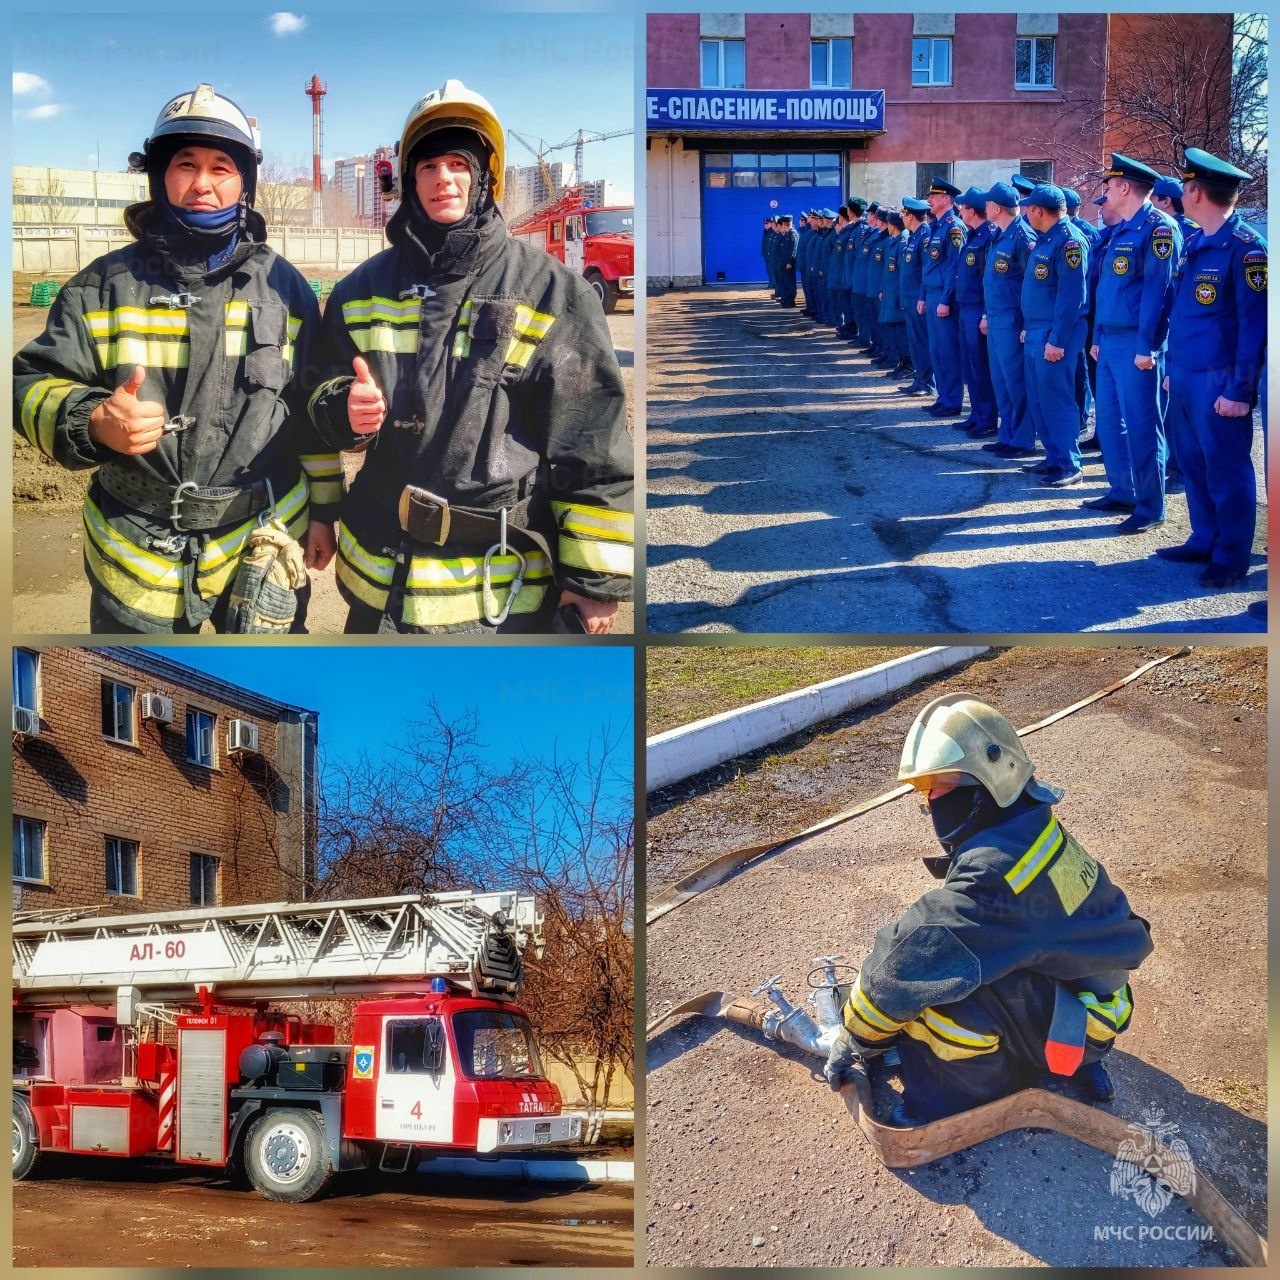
[12,891,582,1202]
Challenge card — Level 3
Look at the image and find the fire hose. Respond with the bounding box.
[647,964,1266,1268]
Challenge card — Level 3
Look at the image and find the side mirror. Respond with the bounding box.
[424,1018,445,1073]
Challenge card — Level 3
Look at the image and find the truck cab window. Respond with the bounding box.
[386,1018,445,1074]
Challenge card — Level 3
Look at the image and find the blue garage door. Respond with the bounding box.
[701,150,844,284]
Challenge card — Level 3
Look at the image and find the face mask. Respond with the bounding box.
[927,785,986,855]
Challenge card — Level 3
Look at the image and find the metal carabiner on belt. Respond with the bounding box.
[481,508,527,627]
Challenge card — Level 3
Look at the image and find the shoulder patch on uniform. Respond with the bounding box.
[1151,225,1174,259]
[1243,248,1267,293]
[1064,242,1082,270]
[950,225,964,248]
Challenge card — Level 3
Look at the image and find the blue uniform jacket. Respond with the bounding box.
[921,207,963,305]
[1070,215,1101,248]
[983,217,1036,319]
[851,226,876,294]
[1093,203,1181,351]
[1021,219,1089,343]
[898,225,928,310]
[880,235,907,321]
[870,231,890,301]
[957,220,995,309]
[1167,213,1267,403]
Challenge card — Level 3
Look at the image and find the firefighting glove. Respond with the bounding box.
[225,518,309,634]
[823,1029,868,1092]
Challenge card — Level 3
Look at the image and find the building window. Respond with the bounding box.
[14,816,46,883]
[1020,160,1054,185]
[811,38,853,89]
[915,162,955,199]
[190,853,219,907]
[701,37,746,89]
[911,36,952,86]
[186,708,216,768]
[101,679,135,744]
[105,836,139,897]
[13,649,39,713]
[1015,36,1055,90]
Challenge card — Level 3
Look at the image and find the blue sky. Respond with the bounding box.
[140,645,634,799]
[12,11,636,194]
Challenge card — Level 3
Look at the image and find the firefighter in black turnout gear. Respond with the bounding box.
[824,695,1153,1125]
[13,84,339,633]
[309,80,634,634]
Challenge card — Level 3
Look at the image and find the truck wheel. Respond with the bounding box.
[245,1109,334,1203]
[586,272,619,314]
[12,1094,39,1181]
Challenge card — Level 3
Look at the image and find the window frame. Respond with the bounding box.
[13,649,40,714]
[911,36,953,87]
[185,707,217,769]
[101,679,136,745]
[700,37,746,89]
[190,852,219,907]
[1015,35,1056,91]
[810,37,853,89]
[14,815,47,884]
[915,162,955,199]
[105,835,140,897]
[1019,159,1055,185]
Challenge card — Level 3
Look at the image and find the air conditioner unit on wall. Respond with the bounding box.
[12,706,41,736]
[141,692,173,724]
[227,719,260,755]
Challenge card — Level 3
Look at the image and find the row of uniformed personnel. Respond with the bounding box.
[760,148,1266,591]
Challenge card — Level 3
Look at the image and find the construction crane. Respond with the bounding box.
[553,128,634,183]
[507,129,560,203]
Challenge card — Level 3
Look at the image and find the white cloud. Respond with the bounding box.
[18,103,65,121]
[13,72,51,98]
[268,12,306,37]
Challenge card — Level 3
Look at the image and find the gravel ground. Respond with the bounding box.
[645,645,1267,1267]
[12,299,633,636]
[645,289,1267,634]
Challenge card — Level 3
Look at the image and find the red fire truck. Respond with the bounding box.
[12,891,582,1201]
[510,191,634,313]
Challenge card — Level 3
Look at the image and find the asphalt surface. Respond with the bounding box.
[12,1157,634,1267]
[645,647,1267,1267]
[646,289,1267,634]
[11,304,633,636]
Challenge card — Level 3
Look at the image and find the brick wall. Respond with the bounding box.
[13,648,303,914]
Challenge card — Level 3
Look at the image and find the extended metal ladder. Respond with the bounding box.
[12,890,541,1007]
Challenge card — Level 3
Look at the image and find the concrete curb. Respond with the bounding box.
[419,1157,634,1183]
[646,645,989,792]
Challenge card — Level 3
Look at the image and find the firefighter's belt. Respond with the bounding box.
[396,485,553,562]
[98,463,275,532]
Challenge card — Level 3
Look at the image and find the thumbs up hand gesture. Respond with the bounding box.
[88,365,167,455]
[347,355,386,434]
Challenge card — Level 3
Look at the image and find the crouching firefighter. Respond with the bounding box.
[824,695,1153,1125]
[12,84,341,634]
[308,80,634,634]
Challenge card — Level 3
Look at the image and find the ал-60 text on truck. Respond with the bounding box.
[12,891,582,1201]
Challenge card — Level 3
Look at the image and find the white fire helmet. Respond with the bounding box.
[133,83,262,202]
[396,79,505,201]
[899,694,1054,809]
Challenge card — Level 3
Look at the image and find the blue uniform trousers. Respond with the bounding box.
[1094,330,1166,521]
[1024,324,1085,475]
[905,306,935,390]
[881,320,906,365]
[778,261,797,307]
[925,294,964,409]
[1074,349,1094,425]
[987,315,1033,449]
[1165,364,1258,573]
[958,305,997,428]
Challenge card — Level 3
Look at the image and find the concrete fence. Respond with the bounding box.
[14,224,388,276]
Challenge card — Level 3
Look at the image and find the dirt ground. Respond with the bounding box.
[11,285,634,635]
[13,1158,633,1267]
[645,645,1267,1267]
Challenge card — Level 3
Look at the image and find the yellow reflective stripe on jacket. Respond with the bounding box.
[20,377,76,456]
[300,453,344,506]
[452,300,474,358]
[224,307,303,364]
[552,500,634,577]
[1078,985,1133,1033]
[500,302,558,368]
[841,972,904,1042]
[84,307,190,371]
[345,295,422,356]
[901,1008,1001,1061]
[1004,816,1065,894]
